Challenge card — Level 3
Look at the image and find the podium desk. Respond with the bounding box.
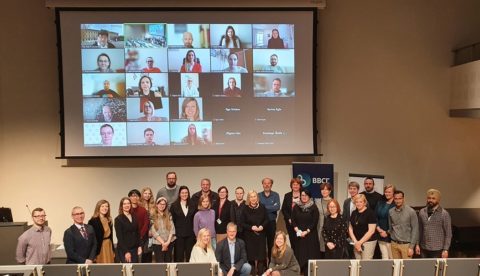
[0,222,28,265]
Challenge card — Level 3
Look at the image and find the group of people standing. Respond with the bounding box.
[15,173,452,276]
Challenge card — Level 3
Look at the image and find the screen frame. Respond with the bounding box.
[55,7,318,159]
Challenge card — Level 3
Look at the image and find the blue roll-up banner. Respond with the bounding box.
[292,162,334,198]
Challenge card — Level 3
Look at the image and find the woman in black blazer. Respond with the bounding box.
[281,178,303,251]
[88,199,115,263]
[170,185,196,262]
[213,186,233,243]
[114,197,142,263]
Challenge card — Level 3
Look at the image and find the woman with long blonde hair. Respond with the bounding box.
[151,197,175,262]
[139,187,156,216]
[264,231,300,276]
[88,199,115,263]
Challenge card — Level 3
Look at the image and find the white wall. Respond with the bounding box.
[1,0,480,244]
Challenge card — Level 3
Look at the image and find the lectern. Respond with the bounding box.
[0,222,28,265]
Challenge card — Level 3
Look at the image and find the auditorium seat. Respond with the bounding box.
[309,260,353,276]
[359,259,395,276]
[131,263,168,276]
[400,259,441,276]
[85,264,124,276]
[41,264,81,276]
[442,258,480,276]
[175,263,214,276]
[0,265,39,276]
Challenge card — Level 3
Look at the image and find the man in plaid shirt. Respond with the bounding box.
[415,189,452,258]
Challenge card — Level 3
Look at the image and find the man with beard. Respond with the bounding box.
[156,171,180,208]
[415,189,451,258]
[388,190,418,259]
[262,54,285,73]
[360,177,383,210]
[16,208,52,265]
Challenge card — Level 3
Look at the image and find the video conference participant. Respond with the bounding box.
[139,100,166,122]
[125,49,142,72]
[261,54,285,73]
[181,124,206,145]
[180,50,202,73]
[100,124,114,146]
[267,29,285,49]
[90,98,126,123]
[224,52,248,73]
[263,78,283,97]
[125,122,169,146]
[95,80,121,98]
[98,105,113,122]
[223,77,242,97]
[137,75,163,109]
[166,24,209,49]
[142,57,161,73]
[181,75,200,97]
[180,97,201,121]
[92,29,116,49]
[143,128,156,146]
[183,32,194,48]
[220,26,241,48]
[94,53,115,73]
[124,23,166,48]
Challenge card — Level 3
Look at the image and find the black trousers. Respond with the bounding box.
[325,245,345,259]
[420,249,443,258]
[265,220,276,262]
[141,251,153,263]
[118,248,139,263]
[286,223,297,251]
[174,235,195,262]
[249,260,265,276]
[153,243,174,262]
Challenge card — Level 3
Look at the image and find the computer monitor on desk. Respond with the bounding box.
[0,207,13,222]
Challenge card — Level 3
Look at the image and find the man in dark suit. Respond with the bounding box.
[91,29,116,48]
[63,206,97,264]
[215,223,251,276]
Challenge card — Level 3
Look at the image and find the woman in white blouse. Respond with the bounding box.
[189,228,219,264]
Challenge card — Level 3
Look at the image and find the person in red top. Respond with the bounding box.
[142,57,161,73]
[180,50,202,73]
[128,189,151,263]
